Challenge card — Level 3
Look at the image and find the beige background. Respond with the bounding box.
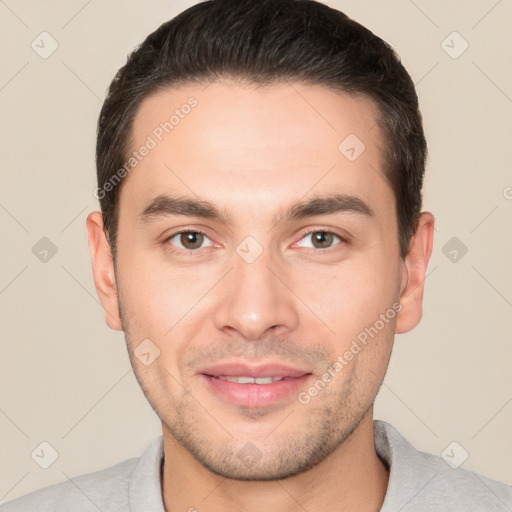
[1,0,511,503]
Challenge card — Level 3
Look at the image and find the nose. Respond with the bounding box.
[212,245,299,341]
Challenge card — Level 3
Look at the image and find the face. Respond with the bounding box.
[91,80,421,480]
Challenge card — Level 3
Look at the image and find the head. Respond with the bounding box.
[88,0,434,481]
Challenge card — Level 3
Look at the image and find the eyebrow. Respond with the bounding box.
[138,193,374,226]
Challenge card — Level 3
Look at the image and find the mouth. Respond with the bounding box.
[211,375,292,384]
[198,362,314,408]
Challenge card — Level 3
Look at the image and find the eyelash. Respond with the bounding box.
[163,228,347,255]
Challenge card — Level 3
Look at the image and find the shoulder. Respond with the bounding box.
[414,448,512,510]
[0,456,138,512]
[374,420,512,511]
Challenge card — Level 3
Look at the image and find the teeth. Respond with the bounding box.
[217,376,284,384]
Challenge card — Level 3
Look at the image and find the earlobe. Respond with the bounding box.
[395,211,435,335]
[86,211,123,331]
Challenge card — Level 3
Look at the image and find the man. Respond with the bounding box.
[3,0,511,510]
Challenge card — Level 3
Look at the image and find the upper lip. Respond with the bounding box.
[199,361,311,378]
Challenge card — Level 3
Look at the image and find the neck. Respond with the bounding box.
[161,408,389,512]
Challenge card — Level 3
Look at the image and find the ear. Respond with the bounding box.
[395,211,435,334]
[86,211,123,331]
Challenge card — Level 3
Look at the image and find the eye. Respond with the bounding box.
[166,230,214,251]
[164,229,345,254]
[296,230,344,250]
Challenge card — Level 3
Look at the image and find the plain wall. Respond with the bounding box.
[0,0,511,502]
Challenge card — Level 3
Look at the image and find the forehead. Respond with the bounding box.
[123,80,392,219]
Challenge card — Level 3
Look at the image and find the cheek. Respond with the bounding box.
[295,256,400,335]
[116,250,219,349]
[115,248,173,335]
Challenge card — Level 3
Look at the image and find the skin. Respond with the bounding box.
[87,79,434,512]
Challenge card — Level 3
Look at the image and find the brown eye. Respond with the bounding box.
[167,231,211,251]
[180,232,204,249]
[311,231,335,249]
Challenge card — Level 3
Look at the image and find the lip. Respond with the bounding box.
[198,361,313,408]
[199,362,310,378]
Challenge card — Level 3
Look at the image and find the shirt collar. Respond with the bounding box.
[129,435,166,511]
[374,419,439,511]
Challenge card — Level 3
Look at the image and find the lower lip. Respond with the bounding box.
[200,374,313,408]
